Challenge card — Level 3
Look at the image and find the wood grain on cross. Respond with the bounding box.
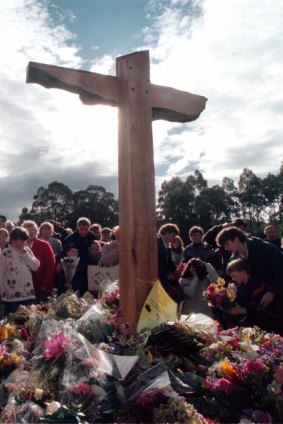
[26,50,207,329]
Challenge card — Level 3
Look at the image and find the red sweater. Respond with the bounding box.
[31,238,56,296]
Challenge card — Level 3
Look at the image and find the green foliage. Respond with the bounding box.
[19,162,283,238]
[157,163,283,238]
[20,181,118,228]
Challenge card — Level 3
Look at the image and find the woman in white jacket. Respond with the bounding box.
[179,258,219,317]
[0,227,40,315]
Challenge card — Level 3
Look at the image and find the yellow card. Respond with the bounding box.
[137,280,178,333]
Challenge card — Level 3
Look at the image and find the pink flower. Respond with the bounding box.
[244,360,265,374]
[43,331,67,360]
[71,383,93,395]
[216,378,234,394]
[0,345,8,355]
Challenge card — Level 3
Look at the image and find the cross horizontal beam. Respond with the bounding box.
[27,61,207,122]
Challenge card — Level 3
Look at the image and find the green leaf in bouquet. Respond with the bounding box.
[39,405,87,423]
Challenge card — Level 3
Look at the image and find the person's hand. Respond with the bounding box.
[228,304,247,315]
[20,246,28,254]
[260,291,274,309]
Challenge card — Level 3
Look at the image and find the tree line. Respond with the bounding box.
[19,162,283,242]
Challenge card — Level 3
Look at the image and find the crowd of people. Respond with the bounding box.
[157,220,283,334]
[0,213,283,334]
[0,215,119,316]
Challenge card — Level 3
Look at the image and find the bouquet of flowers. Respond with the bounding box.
[203,278,237,310]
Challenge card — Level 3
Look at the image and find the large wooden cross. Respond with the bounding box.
[26,50,206,328]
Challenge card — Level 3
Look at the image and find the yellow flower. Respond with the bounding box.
[217,278,226,287]
[219,360,237,379]
[5,324,18,337]
[227,285,237,302]
[0,326,8,342]
[9,353,21,365]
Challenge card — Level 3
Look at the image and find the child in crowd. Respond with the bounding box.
[227,258,283,334]
[0,227,40,315]
[179,258,219,317]
[171,236,184,266]
[56,244,84,295]
[85,240,102,266]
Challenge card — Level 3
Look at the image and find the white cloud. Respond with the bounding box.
[0,0,282,220]
[146,0,283,185]
[0,0,119,218]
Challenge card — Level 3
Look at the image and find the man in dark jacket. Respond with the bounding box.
[63,217,96,265]
[216,227,283,309]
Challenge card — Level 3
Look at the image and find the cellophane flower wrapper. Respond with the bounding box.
[180,313,219,341]
[2,288,283,423]
[75,304,113,345]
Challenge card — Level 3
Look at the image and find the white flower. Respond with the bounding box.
[241,327,256,339]
[46,401,61,414]
[12,339,24,353]
[239,340,259,359]
[34,388,44,400]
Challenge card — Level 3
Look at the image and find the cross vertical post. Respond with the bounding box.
[116,51,157,328]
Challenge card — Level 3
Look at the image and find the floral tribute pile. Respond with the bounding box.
[0,283,283,423]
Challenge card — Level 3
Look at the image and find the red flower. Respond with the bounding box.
[20,328,30,341]
[71,383,93,395]
[244,360,265,374]
[216,378,234,393]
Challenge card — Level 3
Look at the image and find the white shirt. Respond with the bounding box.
[0,246,40,302]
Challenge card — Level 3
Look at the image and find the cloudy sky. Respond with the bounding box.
[1,0,282,220]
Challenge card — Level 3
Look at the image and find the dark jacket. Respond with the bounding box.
[63,231,96,264]
[56,257,85,296]
[157,235,176,286]
[157,235,183,303]
[265,238,282,251]
[183,242,208,262]
[236,275,283,335]
[232,237,283,299]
